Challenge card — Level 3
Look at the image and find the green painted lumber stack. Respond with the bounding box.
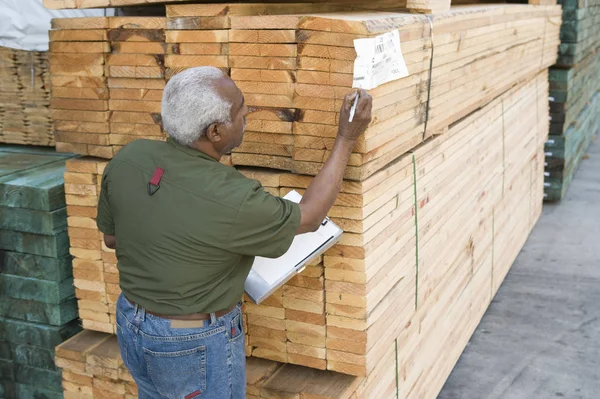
[556,0,600,66]
[545,0,600,201]
[545,91,600,200]
[0,145,80,399]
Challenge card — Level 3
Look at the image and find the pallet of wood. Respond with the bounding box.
[543,0,600,200]
[50,17,113,158]
[0,145,80,398]
[54,329,363,399]
[49,5,561,181]
[0,47,54,146]
[545,90,600,200]
[44,0,409,12]
[56,69,550,398]
[108,17,168,152]
[60,67,551,380]
[555,0,600,67]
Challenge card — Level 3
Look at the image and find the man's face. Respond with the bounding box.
[214,77,249,154]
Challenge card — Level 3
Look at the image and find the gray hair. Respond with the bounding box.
[161,67,232,146]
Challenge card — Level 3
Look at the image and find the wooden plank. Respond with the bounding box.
[51,18,109,30]
[49,29,107,42]
[108,17,166,30]
[50,42,110,54]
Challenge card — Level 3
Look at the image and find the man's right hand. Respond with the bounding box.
[337,89,373,142]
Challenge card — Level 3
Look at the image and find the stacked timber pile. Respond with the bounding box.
[0,47,54,146]
[55,330,360,399]
[544,0,600,200]
[108,17,168,151]
[49,6,561,180]
[47,2,561,398]
[49,18,112,158]
[0,145,79,398]
[56,70,551,398]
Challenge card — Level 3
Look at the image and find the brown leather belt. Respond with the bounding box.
[125,296,235,321]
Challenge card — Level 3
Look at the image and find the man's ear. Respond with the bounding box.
[205,123,221,143]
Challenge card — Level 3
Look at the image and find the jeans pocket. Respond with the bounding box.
[143,345,207,399]
[229,314,244,342]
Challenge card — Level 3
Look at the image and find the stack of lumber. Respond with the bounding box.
[108,17,167,151]
[50,18,112,158]
[0,47,53,146]
[44,0,408,12]
[55,330,361,399]
[63,157,117,334]
[50,17,168,159]
[555,0,600,67]
[544,0,600,200]
[54,330,137,399]
[0,145,79,398]
[56,70,551,398]
[48,2,561,398]
[49,5,561,181]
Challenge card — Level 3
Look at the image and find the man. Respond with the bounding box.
[97,66,372,399]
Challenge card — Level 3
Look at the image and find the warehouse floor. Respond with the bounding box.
[438,135,600,399]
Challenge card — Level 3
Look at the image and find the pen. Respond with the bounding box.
[349,91,360,122]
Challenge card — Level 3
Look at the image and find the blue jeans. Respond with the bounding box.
[116,294,246,399]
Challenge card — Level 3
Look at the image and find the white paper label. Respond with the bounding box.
[352,30,409,90]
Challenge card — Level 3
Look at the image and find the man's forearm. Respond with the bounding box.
[297,136,356,234]
[296,89,372,234]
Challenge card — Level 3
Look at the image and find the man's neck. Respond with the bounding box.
[191,141,222,161]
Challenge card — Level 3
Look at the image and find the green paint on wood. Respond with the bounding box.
[0,275,74,304]
[0,317,80,348]
[545,91,600,201]
[0,379,16,399]
[0,342,57,371]
[0,230,70,257]
[0,146,73,157]
[0,297,78,326]
[0,251,72,281]
[0,342,10,360]
[0,207,67,235]
[0,145,75,212]
[0,160,69,212]
[0,359,15,381]
[0,152,61,180]
[16,383,65,399]
[13,345,57,372]
[15,364,62,392]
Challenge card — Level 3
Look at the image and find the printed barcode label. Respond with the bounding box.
[352,30,409,90]
[375,38,395,54]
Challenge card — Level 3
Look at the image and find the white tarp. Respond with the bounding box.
[0,0,114,51]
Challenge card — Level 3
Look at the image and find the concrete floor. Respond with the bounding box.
[438,136,600,399]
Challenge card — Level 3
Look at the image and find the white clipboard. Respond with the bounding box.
[244,190,343,305]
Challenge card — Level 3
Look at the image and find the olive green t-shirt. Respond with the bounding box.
[96,138,301,315]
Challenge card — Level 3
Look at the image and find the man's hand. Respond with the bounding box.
[104,234,116,250]
[297,89,374,234]
[337,89,373,142]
